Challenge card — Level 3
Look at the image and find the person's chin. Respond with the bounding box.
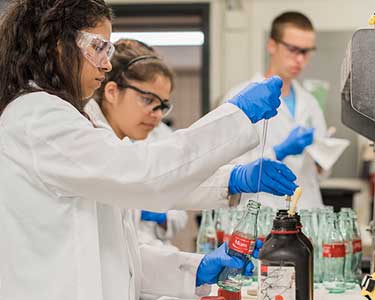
[82,87,96,101]
[289,69,301,78]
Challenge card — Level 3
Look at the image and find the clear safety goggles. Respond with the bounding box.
[119,83,173,118]
[276,39,316,58]
[76,31,115,68]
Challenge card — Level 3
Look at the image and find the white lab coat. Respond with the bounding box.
[224,73,327,209]
[133,123,188,250]
[0,91,259,300]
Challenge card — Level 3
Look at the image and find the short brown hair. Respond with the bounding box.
[94,39,174,107]
[270,11,314,41]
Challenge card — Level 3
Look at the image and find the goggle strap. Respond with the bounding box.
[126,55,159,70]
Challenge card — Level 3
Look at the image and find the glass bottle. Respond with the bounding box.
[214,208,228,247]
[317,207,332,283]
[322,212,345,293]
[300,210,319,284]
[338,210,356,288]
[346,208,362,281]
[196,210,217,254]
[223,208,236,243]
[217,200,260,292]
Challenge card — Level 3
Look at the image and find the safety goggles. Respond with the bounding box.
[276,39,316,57]
[76,31,115,68]
[119,83,173,118]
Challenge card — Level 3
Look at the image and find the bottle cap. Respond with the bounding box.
[276,210,301,225]
[272,216,298,232]
[218,288,241,300]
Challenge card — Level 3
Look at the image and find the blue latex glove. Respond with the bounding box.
[274,126,315,161]
[140,210,167,225]
[196,240,263,287]
[228,158,297,196]
[227,76,282,124]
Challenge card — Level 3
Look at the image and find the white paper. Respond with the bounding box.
[307,138,350,171]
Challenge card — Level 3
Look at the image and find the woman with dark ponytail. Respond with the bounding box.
[0,1,296,299]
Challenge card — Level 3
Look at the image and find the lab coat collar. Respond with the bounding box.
[84,99,111,129]
[84,99,133,143]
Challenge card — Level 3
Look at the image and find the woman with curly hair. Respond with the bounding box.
[0,1,296,299]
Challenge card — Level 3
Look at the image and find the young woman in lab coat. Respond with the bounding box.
[87,40,188,253]
[0,1,298,299]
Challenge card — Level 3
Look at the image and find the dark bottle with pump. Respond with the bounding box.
[266,210,314,300]
[258,215,312,300]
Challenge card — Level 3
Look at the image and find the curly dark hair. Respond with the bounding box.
[94,39,174,107]
[0,0,112,115]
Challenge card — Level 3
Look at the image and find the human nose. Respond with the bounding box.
[150,108,163,120]
[294,52,307,64]
[100,56,112,72]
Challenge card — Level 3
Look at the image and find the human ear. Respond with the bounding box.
[267,38,277,55]
[103,81,121,104]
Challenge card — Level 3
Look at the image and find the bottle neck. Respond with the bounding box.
[201,210,213,226]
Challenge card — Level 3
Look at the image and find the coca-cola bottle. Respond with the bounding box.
[338,210,356,288]
[196,210,217,254]
[322,212,346,293]
[345,208,362,281]
[214,208,228,247]
[217,200,260,292]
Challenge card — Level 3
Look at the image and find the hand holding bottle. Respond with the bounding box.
[196,240,263,287]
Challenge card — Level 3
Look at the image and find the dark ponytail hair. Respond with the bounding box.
[94,39,174,107]
[0,0,112,115]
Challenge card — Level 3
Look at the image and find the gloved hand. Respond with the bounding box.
[227,76,282,124]
[196,240,263,287]
[273,126,315,161]
[228,158,297,196]
[140,210,167,225]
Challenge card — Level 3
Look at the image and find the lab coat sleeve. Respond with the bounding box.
[26,93,259,211]
[172,164,235,210]
[140,245,207,299]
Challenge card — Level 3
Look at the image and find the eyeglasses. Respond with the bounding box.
[76,31,115,68]
[276,39,316,57]
[119,83,173,117]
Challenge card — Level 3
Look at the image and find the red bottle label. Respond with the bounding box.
[322,243,346,258]
[228,234,255,255]
[352,239,362,253]
[216,230,224,243]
